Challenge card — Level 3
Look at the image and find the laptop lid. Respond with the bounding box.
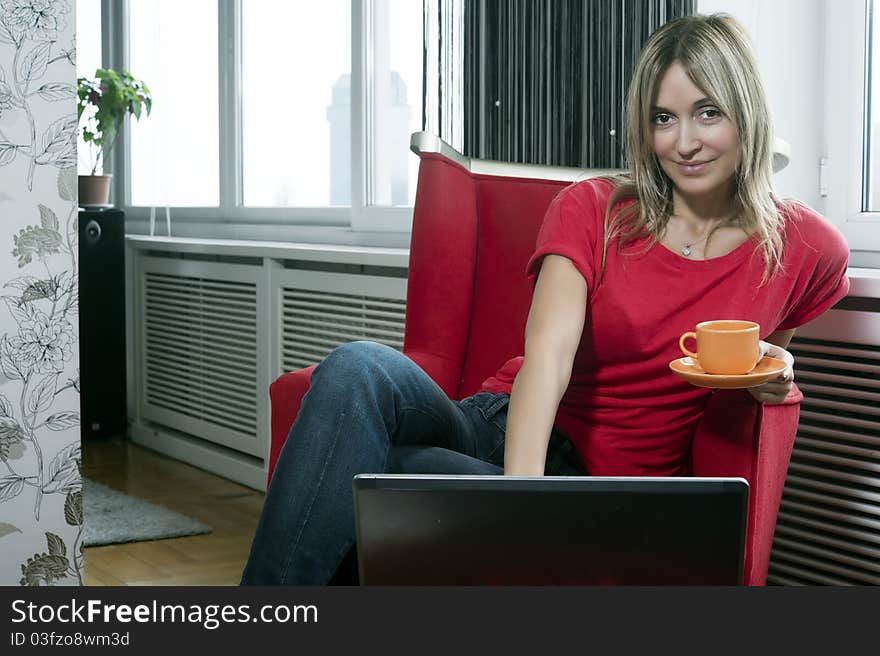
[353,474,749,585]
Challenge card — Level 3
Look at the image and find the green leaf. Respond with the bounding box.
[77,67,152,161]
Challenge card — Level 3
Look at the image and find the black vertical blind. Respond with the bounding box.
[460,0,696,168]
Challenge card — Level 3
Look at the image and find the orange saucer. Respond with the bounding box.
[669,356,788,389]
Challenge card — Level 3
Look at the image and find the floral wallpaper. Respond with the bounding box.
[0,0,82,585]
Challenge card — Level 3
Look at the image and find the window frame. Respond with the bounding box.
[824,0,880,258]
[106,0,417,235]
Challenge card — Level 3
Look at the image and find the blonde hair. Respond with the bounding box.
[602,13,785,283]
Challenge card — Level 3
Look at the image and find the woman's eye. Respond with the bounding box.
[652,113,673,125]
[700,107,722,120]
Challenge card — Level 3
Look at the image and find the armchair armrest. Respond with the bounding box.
[403,154,479,398]
[692,385,803,585]
[267,365,317,487]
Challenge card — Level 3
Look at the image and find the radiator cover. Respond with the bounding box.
[768,309,880,585]
[130,246,408,490]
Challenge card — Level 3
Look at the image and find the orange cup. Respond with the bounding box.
[679,320,761,375]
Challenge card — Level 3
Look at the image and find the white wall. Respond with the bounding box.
[698,0,825,212]
[0,2,82,585]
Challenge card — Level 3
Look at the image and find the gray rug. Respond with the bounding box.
[83,478,212,547]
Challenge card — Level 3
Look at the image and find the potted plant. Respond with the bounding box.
[77,68,152,206]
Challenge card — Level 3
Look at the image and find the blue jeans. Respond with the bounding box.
[240,341,584,585]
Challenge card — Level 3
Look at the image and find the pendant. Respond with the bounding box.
[681,245,692,256]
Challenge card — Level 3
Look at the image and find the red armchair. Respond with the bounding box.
[268,131,801,586]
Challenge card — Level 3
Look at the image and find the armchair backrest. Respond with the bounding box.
[404,132,615,398]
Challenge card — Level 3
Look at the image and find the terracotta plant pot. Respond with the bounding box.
[78,174,113,206]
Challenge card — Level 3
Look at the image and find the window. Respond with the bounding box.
[76,0,103,175]
[867,0,880,211]
[825,0,880,259]
[366,0,423,208]
[241,1,350,207]
[128,0,219,207]
[862,0,880,212]
[110,0,423,233]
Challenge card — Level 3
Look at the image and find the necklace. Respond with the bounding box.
[681,233,711,257]
[675,215,731,257]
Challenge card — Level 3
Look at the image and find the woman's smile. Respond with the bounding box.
[676,158,716,175]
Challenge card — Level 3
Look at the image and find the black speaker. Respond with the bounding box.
[78,208,126,439]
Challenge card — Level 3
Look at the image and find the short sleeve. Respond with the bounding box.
[777,208,851,330]
[525,179,606,290]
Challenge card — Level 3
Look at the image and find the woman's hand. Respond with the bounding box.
[747,340,795,404]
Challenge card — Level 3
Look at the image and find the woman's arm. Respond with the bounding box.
[747,328,796,404]
[503,255,587,476]
[765,329,795,350]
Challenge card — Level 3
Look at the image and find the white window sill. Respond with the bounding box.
[125,234,410,268]
[848,267,880,297]
[124,218,412,251]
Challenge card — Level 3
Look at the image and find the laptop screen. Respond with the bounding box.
[353,475,748,585]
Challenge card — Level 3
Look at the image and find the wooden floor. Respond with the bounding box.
[82,437,265,586]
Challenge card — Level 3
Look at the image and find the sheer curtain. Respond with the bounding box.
[423,0,465,152]
[425,0,696,168]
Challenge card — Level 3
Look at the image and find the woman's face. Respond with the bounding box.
[650,61,740,204]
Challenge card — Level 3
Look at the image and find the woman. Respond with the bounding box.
[241,13,849,585]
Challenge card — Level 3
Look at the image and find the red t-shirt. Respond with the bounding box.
[480,178,850,476]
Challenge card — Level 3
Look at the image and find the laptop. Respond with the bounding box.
[352,474,748,585]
